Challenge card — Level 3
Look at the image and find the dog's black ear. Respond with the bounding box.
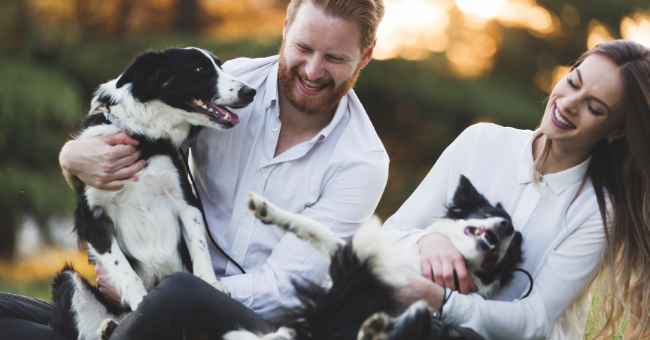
[446,175,491,218]
[116,51,166,102]
[496,203,504,209]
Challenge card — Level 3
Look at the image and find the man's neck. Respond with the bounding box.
[274,90,337,157]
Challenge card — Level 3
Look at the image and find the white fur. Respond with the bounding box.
[224,327,297,340]
[352,216,408,288]
[67,271,126,340]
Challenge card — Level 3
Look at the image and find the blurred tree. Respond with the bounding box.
[0,59,80,259]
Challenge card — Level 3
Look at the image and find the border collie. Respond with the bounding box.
[404,175,523,298]
[51,47,255,340]
[223,175,522,340]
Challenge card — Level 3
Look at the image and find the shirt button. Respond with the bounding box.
[260,167,267,174]
[233,251,240,259]
[272,126,278,132]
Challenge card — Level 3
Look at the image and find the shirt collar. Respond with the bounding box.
[517,130,592,195]
[265,60,350,144]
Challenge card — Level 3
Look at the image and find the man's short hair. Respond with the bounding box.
[286,0,385,52]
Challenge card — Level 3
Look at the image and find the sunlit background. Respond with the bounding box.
[1,0,649,333]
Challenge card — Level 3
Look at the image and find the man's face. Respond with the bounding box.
[278,1,374,115]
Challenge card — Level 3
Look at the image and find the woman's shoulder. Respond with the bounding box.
[456,123,534,150]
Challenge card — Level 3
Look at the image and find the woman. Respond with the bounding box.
[384,39,650,339]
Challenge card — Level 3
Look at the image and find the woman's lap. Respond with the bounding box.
[0,273,275,340]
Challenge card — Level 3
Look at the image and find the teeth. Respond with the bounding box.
[202,104,207,109]
[224,112,229,121]
[195,99,203,106]
[475,229,480,236]
[555,108,575,128]
[208,108,213,112]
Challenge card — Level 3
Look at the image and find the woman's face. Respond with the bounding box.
[541,54,625,150]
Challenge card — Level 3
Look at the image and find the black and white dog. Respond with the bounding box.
[404,175,523,298]
[223,175,522,340]
[51,47,256,340]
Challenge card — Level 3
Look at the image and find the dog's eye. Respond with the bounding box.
[194,66,208,73]
[485,213,493,217]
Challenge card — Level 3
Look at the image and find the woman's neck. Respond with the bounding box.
[532,134,593,175]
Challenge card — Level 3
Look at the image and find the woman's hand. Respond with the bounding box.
[96,263,126,307]
[418,233,477,294]
[396,270,445,311]
[59,132,146,190]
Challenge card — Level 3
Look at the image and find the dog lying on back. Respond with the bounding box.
[51,47,256,340]
[223,175,523,340]
[404,175,523,298]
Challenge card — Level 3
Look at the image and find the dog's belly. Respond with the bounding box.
[86,155,188,289]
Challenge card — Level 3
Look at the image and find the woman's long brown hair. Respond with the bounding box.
[538,40,650,339]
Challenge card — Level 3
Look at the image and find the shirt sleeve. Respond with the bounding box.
[382,124,483,248]
[220,150,389,321]
[441,211,605,340]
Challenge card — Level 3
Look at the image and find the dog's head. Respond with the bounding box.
[108,47,255,130]
[445,175,519,272]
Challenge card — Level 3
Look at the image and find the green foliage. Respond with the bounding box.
[0,58,81,257]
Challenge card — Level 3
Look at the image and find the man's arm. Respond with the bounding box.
[220,150,389,321]
[59,132,146,190]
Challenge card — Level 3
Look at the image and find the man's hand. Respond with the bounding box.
[59,132,146,190]
[418,233,477,294]
[396,270,445,311]
[96,263,126,307]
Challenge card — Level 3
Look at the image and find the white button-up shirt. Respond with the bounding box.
[190,55,389,321]
[384,123,605,340]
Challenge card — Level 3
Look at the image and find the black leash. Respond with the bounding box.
[513,268,533,299]
[179,149,246,274]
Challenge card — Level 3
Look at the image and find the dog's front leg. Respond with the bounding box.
[247,192,345,258]
[88,239,148,311]
[179,206,230,295]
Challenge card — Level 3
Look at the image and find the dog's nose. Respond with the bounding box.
[238,86,256,101]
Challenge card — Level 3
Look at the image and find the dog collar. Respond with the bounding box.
[104,111,128,131]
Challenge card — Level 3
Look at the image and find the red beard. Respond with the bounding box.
[277,42,361,115]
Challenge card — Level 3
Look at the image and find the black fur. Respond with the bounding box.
[279,245,404,340]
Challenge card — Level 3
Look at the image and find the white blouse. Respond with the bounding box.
[383,123,606,340]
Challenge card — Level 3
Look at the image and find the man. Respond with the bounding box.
[0,0,388,338]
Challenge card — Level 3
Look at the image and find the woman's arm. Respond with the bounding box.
[383,124,483,294]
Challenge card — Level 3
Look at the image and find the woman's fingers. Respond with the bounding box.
[97,160,146,191]
[454,258,471,294]
[442,262,456,291]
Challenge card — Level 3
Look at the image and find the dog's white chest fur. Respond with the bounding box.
[85,155,186,288]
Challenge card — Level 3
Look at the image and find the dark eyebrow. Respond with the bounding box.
[576,69,613,115]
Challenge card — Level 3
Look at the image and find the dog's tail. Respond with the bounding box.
[51,264,127,340]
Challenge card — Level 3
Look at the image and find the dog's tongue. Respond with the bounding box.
[214,105,239,125]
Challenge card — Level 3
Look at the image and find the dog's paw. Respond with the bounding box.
[208,280,231,296]
[357,313,389,340]
[97,318,118,340]
[247,192,273,224]
[262,327,296,340]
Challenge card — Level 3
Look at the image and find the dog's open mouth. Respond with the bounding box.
[465,227,498,250]
[190,98,240,126]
